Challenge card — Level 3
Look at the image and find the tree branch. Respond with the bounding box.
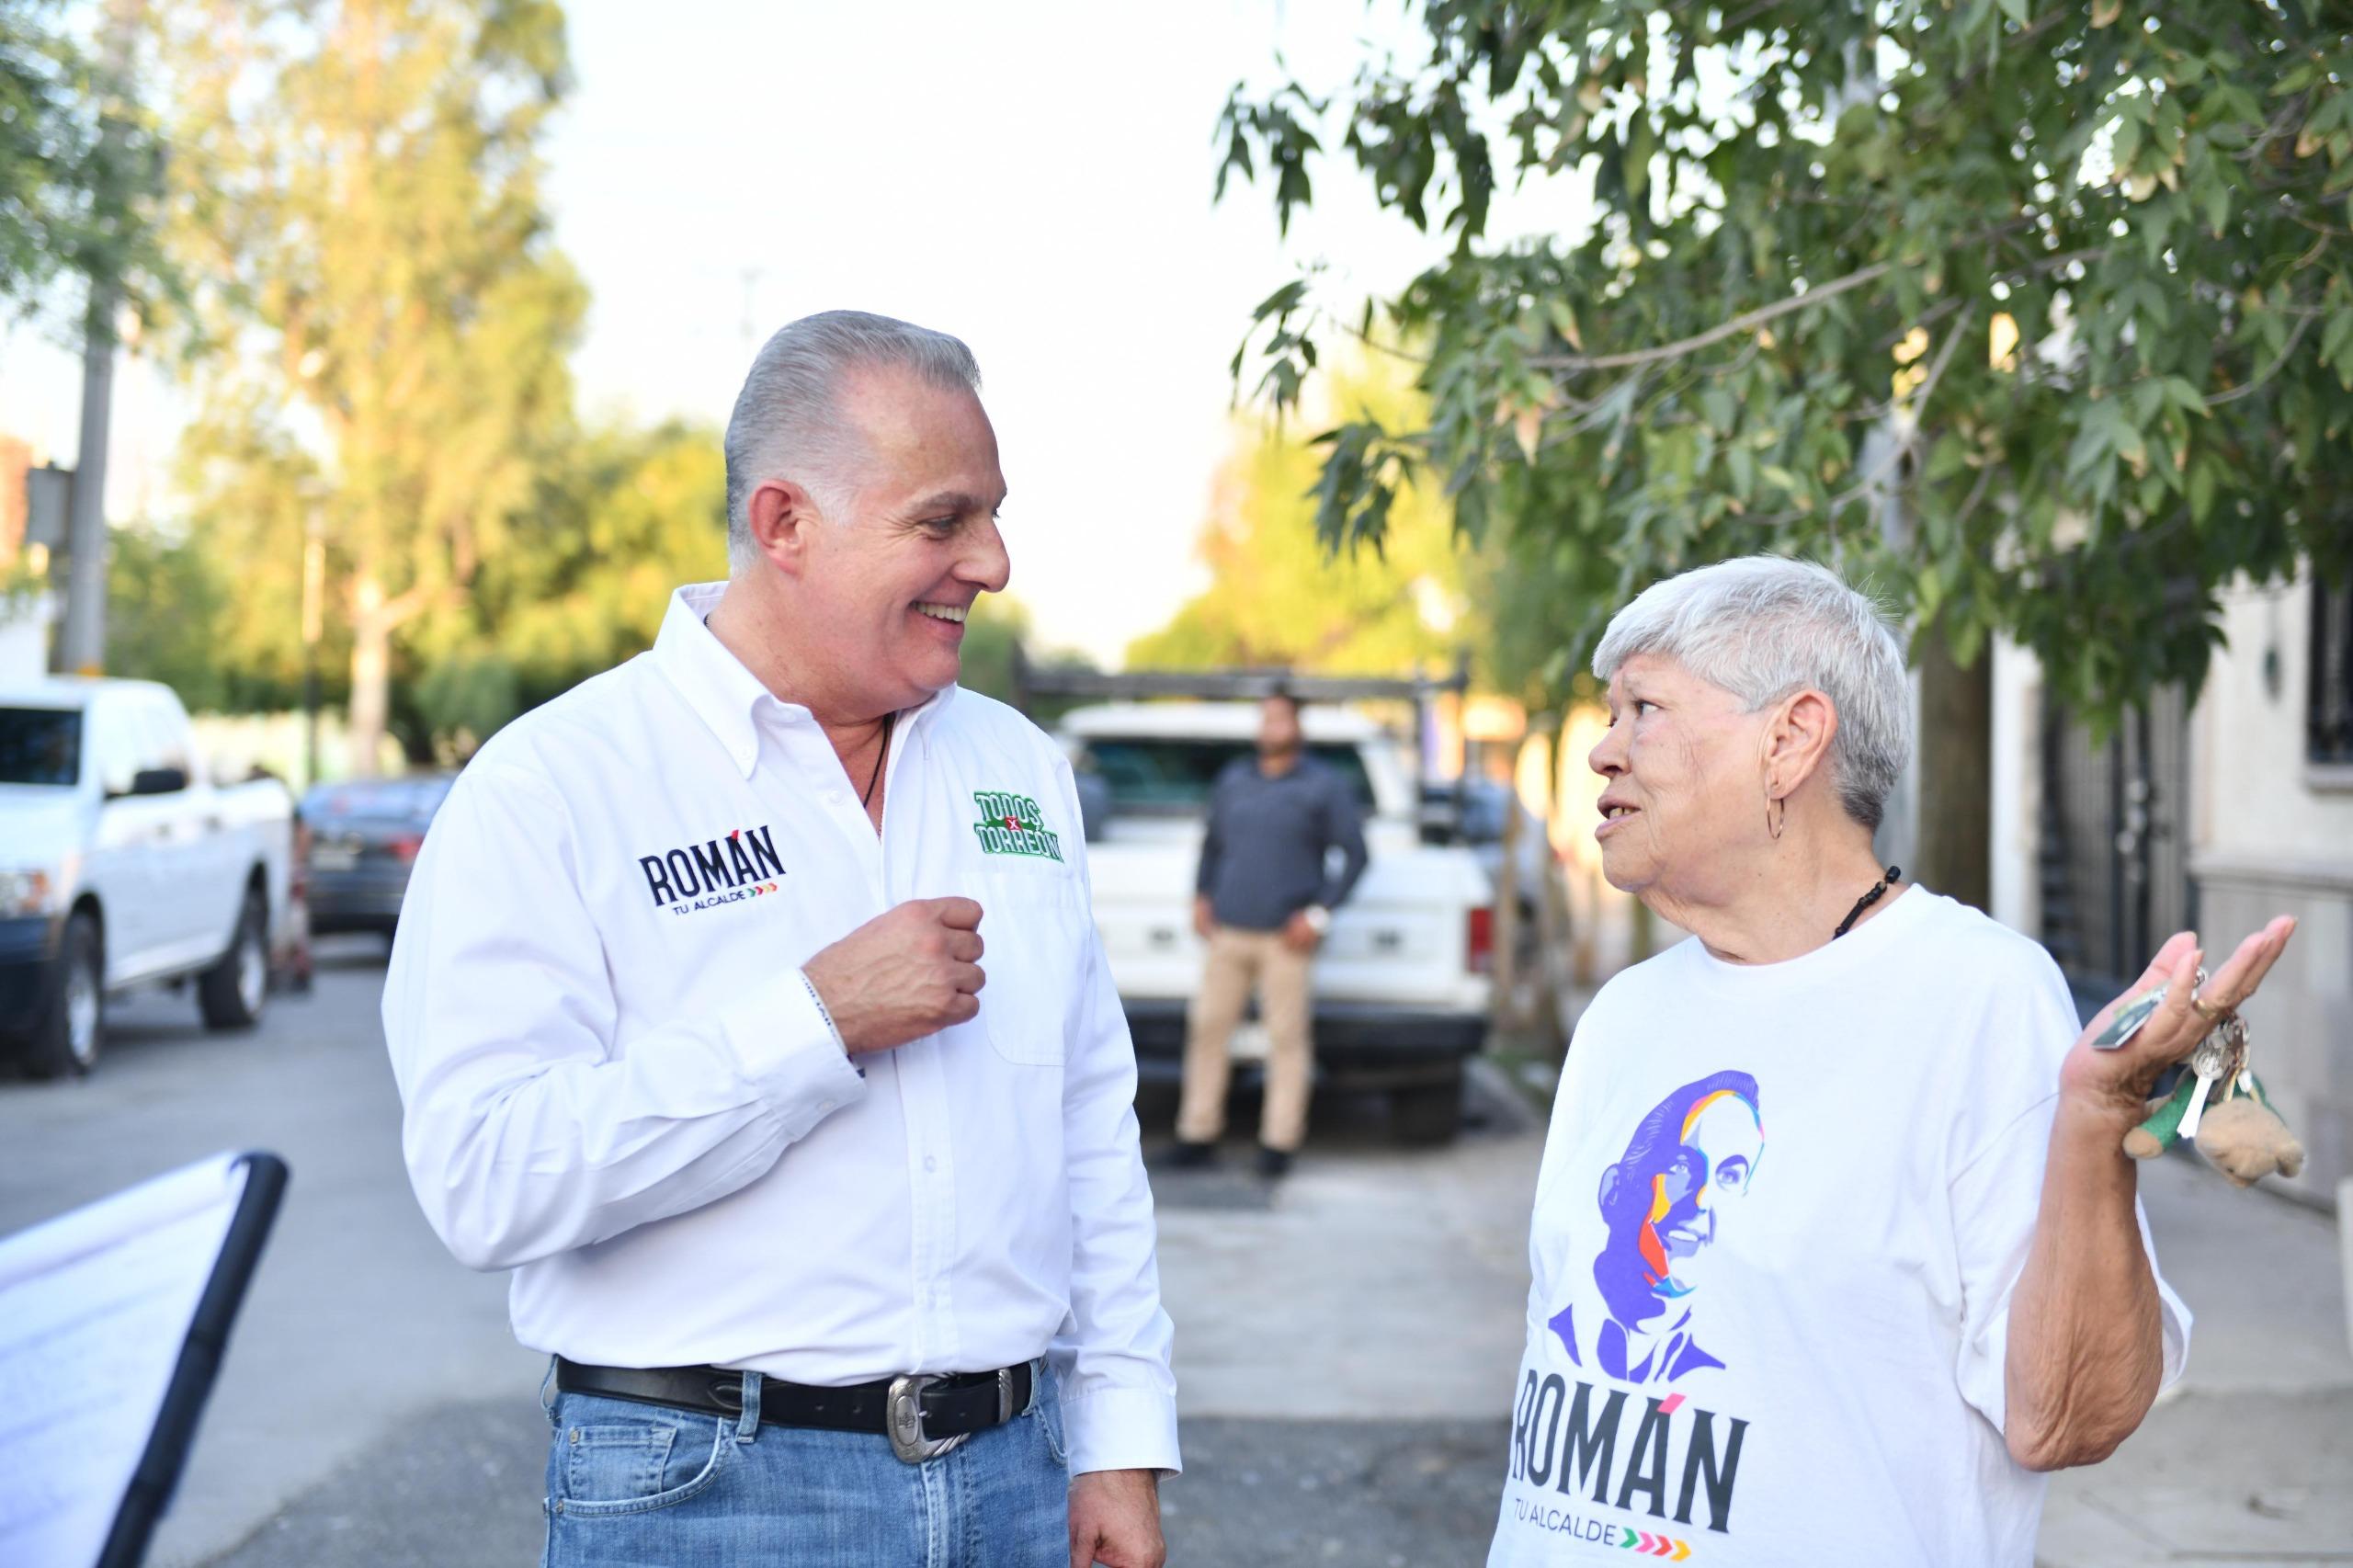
[1949,450,1999,537]
[1874,294,1966,351]
[2284,209,2353,241]
[1528,258,1895,374]
[2205,311,2313,408]
[1336,315,1430,365]
[1747,304,1974,527]
[2238,94,2308,166]
[1910,301,1974,416]
[372,582,436,631]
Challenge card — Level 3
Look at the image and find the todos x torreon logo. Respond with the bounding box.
[971,790,1063,862]
[638,824,786,915]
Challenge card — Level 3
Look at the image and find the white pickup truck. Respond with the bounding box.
[1058,700,1495,1142]
[0,677,294,1076]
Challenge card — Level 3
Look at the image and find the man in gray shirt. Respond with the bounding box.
[1174,692,1369,1176]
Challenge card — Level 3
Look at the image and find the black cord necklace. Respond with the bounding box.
[1834,865,1902,939]
[860,711,897,810]
[699,611,896,810]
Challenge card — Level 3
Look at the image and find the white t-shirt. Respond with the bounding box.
[1487,887,2188,1567]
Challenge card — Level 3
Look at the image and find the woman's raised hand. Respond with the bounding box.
[2062,916,2297,1114]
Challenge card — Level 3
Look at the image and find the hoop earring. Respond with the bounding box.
[1765,794,1785,841]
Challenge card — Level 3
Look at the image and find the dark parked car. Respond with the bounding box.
[301,775,454,937]
[1419,778,1550,904]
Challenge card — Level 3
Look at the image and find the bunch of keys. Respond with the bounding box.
[2177,1013,2248,1139]
[2096,966,2247,1136]
[2108,967,2301,1182]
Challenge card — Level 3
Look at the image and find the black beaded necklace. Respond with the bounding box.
[861,711,896,810]
[1834,865,1902,939]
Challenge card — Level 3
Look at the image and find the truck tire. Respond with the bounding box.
[1392,1064,1465,1146]
[26,913,104,1079]
[199,888,270,1030]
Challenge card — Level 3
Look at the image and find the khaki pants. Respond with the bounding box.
[1176,925,1314,1153]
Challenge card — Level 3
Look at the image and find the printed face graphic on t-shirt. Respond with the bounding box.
[1550,1071,1764,1386]
[1630,1090,1764,1295]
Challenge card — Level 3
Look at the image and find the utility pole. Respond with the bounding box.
[56,0,139,676]
[59,298,120,676]
[301,511,326,786]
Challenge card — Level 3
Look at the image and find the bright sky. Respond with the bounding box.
[0,1,1596,667]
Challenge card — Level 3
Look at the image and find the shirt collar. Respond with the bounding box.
[651,582,960,778]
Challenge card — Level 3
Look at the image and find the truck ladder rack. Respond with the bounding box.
[1009,647,1469,715]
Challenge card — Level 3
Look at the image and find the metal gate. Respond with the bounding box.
[2037,687,2196,995]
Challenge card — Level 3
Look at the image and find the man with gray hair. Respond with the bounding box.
[386,310,1177,1567]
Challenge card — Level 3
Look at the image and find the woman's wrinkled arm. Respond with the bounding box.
[2006,917,2294,1471]
[2002,1092,2164,1470]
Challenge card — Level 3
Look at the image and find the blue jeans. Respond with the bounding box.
[540,1363,1071,1568]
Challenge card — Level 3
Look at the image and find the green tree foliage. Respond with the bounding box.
[0,0,167,331]
[119,414,736,763]
[465,417,730,714]
[1128,360,1475,676]
[1217,1,2353,722]
[153,0,583,774]
[105,523,233,710]
[169,384,331,701]
[944,591,1099,722]
[953,592,1035,705]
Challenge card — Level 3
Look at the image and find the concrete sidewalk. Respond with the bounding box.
[2037,1154,2353,1567]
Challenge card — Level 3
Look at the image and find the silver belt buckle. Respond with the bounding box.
[886,1373,971,1464]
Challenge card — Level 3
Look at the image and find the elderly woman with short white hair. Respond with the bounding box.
[1488,556,2294,1567]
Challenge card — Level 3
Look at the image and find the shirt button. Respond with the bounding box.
[924,1155,938,1174]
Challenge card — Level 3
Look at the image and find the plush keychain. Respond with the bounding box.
[2098,971,2306,1188]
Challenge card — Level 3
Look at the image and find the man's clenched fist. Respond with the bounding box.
[803,897,986,1053]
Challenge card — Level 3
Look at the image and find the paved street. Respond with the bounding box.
[4,946,2347,1567]
[0,941,1543,1568]
[2037,1153,2353,1567]
[0,939,536,1568]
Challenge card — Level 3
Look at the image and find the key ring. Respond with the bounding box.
[2185,965,2230,1028]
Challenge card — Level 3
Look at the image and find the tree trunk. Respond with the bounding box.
[1492,753,1525,1028]
[347,572,392,778]
[1914,627,1993,911]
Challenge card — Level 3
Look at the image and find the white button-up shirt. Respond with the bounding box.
[384,582,1179,1475]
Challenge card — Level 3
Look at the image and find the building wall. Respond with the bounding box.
[2189,570,2353,1205]
[0,592,55,685]
[1988,636,2044,937]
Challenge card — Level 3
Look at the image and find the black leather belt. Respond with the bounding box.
[553,1356,1036,1463]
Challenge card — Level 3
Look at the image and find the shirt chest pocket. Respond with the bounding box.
[977,869,1086,1067]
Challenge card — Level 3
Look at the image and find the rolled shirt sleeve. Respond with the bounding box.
[384,760,866,1273]
[1049,761,1182,1475]
[1945,964,2191,1435]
